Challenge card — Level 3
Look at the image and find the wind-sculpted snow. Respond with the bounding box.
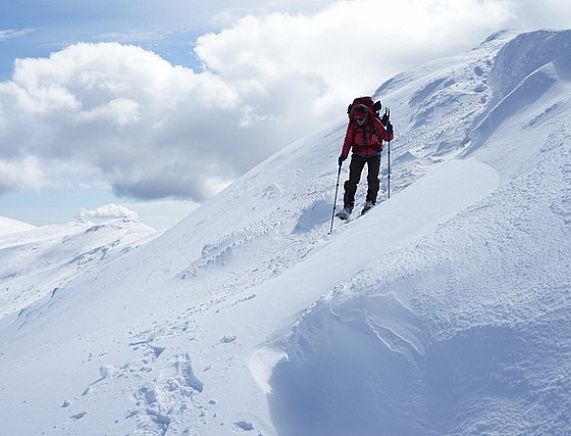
[270,128,571,435]
[471,64,558,149]
[470,30,571,154]
[269,293,426,436]
[488,30,571,100]
[0,29,570,435]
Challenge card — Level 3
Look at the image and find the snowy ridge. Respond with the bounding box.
[0,29,569,435]
[0,218,156,319]
[0,215,35,237]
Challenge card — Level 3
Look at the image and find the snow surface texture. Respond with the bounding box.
[0,30,569,435]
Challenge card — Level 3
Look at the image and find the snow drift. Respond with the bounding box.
[0,29,569,435]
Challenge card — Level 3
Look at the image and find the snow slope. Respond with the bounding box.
[0,29,569,436]
[0,215,35,237]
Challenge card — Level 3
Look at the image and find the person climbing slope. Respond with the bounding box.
[336,97,394,219]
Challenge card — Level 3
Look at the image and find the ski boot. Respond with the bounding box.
[361,201,375,215]
[335,206,352,221]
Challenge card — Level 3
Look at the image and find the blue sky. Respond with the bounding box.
[0,0,215,77]
[1,0,570,229]
[0,0,333,78]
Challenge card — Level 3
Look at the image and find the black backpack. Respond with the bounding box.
[347,96,382,119]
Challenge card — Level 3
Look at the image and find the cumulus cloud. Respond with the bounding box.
[79,203,139,221]
[0,40,332,200]
[0,0,570,202]
[0,43,246,200]
[0,157,49,195]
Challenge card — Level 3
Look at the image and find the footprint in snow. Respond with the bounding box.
[151,346,166,358]
[233,420,255,431]
[162,353,204,393]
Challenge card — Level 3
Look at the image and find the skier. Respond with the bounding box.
[336,97,393,219]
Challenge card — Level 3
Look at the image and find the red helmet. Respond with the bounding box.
[351,104,369,125]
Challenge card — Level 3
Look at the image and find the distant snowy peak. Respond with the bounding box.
[0,216,35,237]
[0,218,157,319]
[0,217,154,249]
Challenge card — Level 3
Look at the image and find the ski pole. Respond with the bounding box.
[387,139,391,199]
[385,107,392,199]
[379,148,382,197]
[329,163,342,234]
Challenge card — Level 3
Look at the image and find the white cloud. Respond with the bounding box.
[503,0,571,30]
[0,157,49,194]
[0,0,570,202]
[79,203,139,221]
[0,28,34,42]
[0,40,333,201]
[196,1,511,103]
[0,42,244,200]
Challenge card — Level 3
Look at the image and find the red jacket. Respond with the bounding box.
[340,109,393,158]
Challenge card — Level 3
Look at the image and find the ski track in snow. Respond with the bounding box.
[1,29,570,435]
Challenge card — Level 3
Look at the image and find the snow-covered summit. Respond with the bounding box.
[0,218,156,319]
[0,215,35,237]
[0,29,569,435]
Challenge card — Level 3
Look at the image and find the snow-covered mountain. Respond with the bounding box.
[0,215,35,237]
[0,218,157,319]
[0,29,569,436]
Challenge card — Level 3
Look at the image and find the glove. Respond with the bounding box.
[381,113,390,126]
[338,155,347,166]
[386,122,393,134]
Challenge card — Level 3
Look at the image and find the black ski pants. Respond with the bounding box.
[343,154,380,210]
